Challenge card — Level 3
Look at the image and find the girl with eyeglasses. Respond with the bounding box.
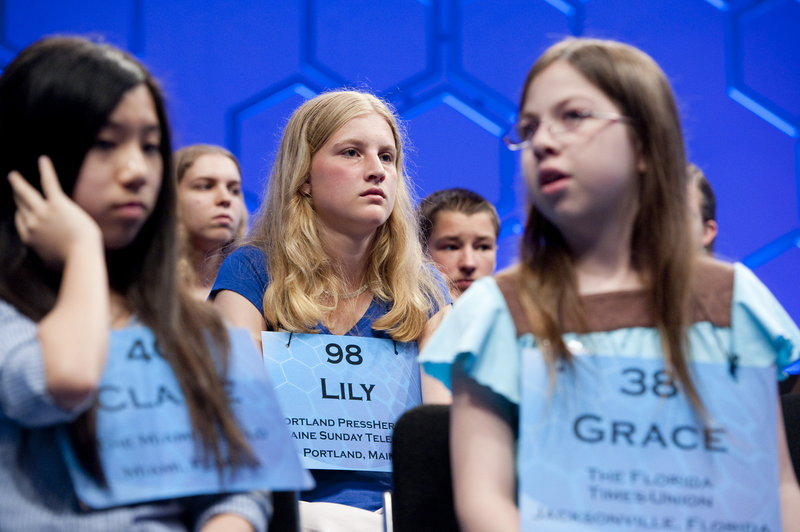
[421,37,800,531]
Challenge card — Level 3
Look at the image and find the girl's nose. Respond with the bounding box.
[531,121,561,161]
[458,248,477,273]
[217,186,233,206]
[366,153,386,183]
[119,150,147,190]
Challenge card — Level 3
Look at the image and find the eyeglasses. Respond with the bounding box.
[503,109,632,151]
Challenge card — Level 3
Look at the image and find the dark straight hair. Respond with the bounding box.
[0,36,254,479]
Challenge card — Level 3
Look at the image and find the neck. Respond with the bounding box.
[190,244,223,285]
[319,226,374,288]
[565,219,642,296]
[186,244,224,301]
[555,192,643,295]
[109,291,132,329]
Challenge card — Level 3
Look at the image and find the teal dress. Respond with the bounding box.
[421,260,799,403]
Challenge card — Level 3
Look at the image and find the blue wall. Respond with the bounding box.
[4,0,799,322]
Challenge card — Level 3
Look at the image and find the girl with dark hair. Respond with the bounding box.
[0,37,270,530]
[421,38,800,531]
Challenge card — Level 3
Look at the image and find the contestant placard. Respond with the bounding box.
[261,331,421,472]
[518,349,780,531]
[59,326,313,509]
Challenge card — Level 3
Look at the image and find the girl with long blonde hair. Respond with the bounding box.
[212,90,449,530]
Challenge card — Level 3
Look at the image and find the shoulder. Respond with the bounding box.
[727,261,800,374]
[493,265,530,336]
[211,245,271,311]
[691,256,735,327]
[0,298,28,322]
[420,275,521,397]
[216,245,269,280]
[424,263,453,307]
[448,275,515,335]
[494,264,522,293]
[225,245,268,268]
[730,259,793,325]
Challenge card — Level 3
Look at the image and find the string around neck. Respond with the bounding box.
[337,284,369,300]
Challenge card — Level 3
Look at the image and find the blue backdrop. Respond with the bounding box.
[4,0,799,322]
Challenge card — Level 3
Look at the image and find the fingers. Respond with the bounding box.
[8,157,60,244]
[8,155,63,210]
[9,172,35,244]
[7,170,42,212]
[38,155,66,199]
[13,209,30,243]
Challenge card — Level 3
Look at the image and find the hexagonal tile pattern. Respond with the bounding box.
[2,0,798,322]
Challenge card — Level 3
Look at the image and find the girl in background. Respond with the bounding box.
[417,187,499,299]
[175,144,248,300]
[212,90,449,531]
[687,163,718,254]
[421,38,800,531]
[0,37,269,531]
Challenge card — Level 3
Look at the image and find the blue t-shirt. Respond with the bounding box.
[212,245,450,511]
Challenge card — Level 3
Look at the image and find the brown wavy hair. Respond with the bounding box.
[516,38,699,409]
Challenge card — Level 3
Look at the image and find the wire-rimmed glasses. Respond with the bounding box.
[503,110,632,151]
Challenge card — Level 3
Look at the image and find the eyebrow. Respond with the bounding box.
[434,233,496,244]
[191,175,242,184]
[332,138,396,152]
[101,122,161,135]
[521,95,598,117]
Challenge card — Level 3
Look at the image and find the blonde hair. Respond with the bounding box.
[174,144,248,290]
[249,90,443,341]
[516,38,699,408]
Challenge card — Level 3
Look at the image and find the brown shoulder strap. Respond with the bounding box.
[691,257,734,327]
[494,266,533,337]
[493,258,734,337]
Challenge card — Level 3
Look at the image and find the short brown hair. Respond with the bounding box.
[417,188,500,247]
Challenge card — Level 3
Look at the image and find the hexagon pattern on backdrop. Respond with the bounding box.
[2,0,798,322]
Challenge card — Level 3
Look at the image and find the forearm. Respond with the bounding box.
[778,401,800,532]
[421,368,452,404]
[419,306,453,404]
[457,495,519,532]
[198,513,255,532]
[212,290,266,352]
[189,491,271,532]
[39,232,109,409]
[451,369,518,532]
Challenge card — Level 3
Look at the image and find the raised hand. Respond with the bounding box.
[8,155,110,408]
[8,155,102,268]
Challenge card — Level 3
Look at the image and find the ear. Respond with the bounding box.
[631,135,647,174]
[702,219,718,248]
[636,152,647,174]
[300,180,311,197]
